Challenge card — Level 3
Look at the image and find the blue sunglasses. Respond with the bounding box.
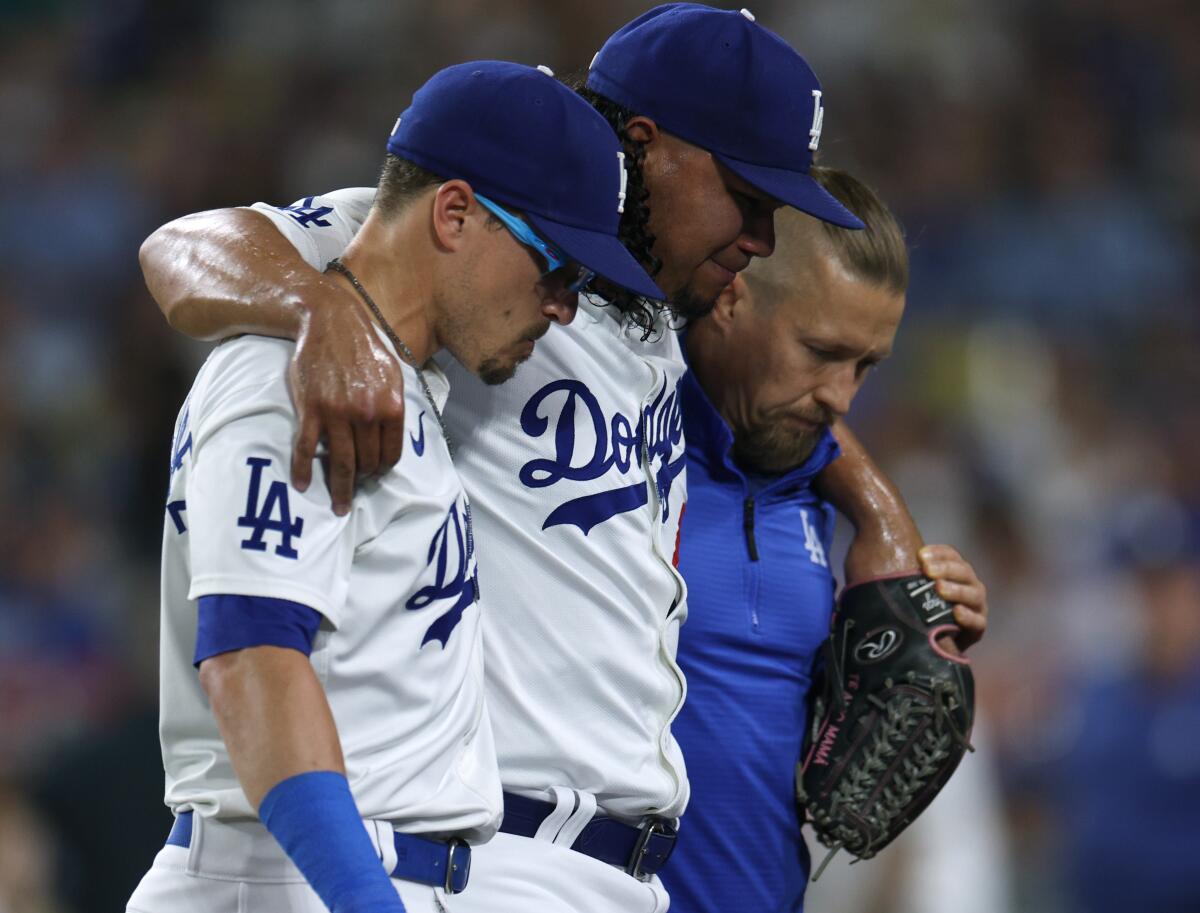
[475,194,595,295]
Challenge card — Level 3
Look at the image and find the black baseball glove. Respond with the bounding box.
[797,573,975,879]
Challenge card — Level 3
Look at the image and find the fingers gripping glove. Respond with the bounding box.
[797,574,975,879]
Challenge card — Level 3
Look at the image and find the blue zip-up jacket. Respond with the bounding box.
[663,366,840,913]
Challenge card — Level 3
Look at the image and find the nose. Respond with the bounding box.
[542,289,579,325]
[813,364,859,419]
[737,210,776,260]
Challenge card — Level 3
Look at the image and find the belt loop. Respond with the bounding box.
[185,811,203,876]
[553,790,597,849]
[372,819,399,875]
[533,787,577,843]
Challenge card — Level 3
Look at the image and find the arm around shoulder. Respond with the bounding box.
[138,206,353,341]
[141,204,409,505]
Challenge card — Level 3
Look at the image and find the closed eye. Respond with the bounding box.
[805,342,837,360]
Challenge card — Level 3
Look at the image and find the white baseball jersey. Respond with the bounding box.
[254,189,691,820]
[159,324,502,841]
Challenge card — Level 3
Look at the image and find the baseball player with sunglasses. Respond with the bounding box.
[127,61,660,913]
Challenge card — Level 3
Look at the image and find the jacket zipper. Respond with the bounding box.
[743,496,759,562]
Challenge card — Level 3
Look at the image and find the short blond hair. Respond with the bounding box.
[745,167,908,300]
[810,165,908,294]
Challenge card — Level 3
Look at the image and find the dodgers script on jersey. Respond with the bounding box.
[159,327,501,840]
[254,189,691,820]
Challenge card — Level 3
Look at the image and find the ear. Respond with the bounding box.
[707,273,750,335]
[622,115,660,146]
[430,180,474,252]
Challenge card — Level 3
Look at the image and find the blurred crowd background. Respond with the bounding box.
[1,1,1197,911]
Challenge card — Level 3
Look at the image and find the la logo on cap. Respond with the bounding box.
[809,89,824,152]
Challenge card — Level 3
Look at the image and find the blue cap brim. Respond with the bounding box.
[716,154,866,230]
[526,213,665,300]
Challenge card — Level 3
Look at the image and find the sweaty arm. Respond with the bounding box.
[140,207,356,341]
[140,195,404,515]
[817,422,987,652]
[817,421,923,582]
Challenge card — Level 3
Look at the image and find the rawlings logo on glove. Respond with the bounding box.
[797,574,975,879]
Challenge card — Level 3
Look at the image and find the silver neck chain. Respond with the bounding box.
[325,257,452,456]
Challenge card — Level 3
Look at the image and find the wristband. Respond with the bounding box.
[259,770,405,913]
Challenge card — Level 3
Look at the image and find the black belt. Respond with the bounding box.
[166,811,470,894]
[498,792,677,878]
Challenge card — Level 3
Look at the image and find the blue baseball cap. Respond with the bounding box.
[387,61,663,299]
[586,4,865,230]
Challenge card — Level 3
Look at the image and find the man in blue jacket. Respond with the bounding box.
[665,166,989,913]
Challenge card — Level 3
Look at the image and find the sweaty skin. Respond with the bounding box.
[821,421,923,576]
[819,425,985,653]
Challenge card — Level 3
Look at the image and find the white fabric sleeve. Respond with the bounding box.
[246,187,377,270]
[184,340,357,625]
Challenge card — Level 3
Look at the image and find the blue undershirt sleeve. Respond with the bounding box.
[194,594,323,665]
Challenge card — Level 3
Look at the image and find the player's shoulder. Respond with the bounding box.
[203,333,293,382]
[187,335,296,430]
[249,187,376,225]
[245,187,376,268]
[318,186,377,214]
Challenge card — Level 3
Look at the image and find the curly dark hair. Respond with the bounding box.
[565,74,666,340]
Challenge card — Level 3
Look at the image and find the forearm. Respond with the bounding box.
[817,420,924,580]
[139,208,352,342]
[200,645,344,808]
[200,646,405,912]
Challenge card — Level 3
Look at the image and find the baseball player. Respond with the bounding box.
[666,166,988,913]
[126,61,661,913]
[139,6,930,910]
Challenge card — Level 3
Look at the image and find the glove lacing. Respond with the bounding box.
[807,677,974,881]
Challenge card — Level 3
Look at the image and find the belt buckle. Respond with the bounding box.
[444,837,469,894]
[625,817,670,878]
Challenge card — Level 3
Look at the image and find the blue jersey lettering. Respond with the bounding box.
[518,376,684,534]
[237,457,304,559]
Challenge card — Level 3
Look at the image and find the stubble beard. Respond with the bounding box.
[478,356,517,386]
[731,418,826,476]
[477,319,549,385]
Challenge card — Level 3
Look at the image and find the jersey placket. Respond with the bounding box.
[637,359,689,811]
